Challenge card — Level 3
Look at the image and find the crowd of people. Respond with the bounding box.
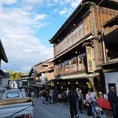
[38,87,95,118]
[68,87,95,118]
[25,86,118,118]
[39,88,68,104]
[69,86,118,118]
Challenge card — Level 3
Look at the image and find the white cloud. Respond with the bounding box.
[23,0,43,4]
[0,5,53,72]
[47,3,54,7]
[71,0,82,8]
[59,7,72,17]
[0,0,17,5]
[54,8,58,12]
[59,8,67,15]
[0,0,82,72]
[23,6,33,11]
[34,14,47,21]
[64,0,72,3]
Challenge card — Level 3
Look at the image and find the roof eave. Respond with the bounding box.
[50,0,118,44]
[103,15,118,28]
[0,39,8,63]
[49,2,89,43]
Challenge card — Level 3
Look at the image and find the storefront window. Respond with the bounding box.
[71,57,77,72]
[78,53,86,71]
[78,53,86,63]
[64,60,69,66]
[58,63,63,69]
[71,57,77,64]
[104,29,118,61]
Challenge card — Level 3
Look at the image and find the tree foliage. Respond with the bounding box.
[8,70,26,80]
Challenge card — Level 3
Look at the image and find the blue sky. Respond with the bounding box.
[0,0,82,72]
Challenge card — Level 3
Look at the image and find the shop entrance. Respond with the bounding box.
[108,83,117,95]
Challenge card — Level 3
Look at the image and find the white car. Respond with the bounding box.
[0,89,34,118]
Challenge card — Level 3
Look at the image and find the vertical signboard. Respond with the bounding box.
[86,46,96,72]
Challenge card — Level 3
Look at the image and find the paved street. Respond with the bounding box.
[33,98,70,118]
[33,98,112,118]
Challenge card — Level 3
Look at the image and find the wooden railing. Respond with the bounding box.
[55,63,86,76]
[54,22,84,57]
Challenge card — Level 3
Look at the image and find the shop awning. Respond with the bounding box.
[51,77,62,81]
[0,39,8,63]
[61,73,99,80]
[51,73,99,81]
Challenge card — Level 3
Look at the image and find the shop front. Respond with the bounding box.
[105,72,118,96]
[51,72,100,99]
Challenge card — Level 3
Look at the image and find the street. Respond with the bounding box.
[33,98,70,118]
[33,98,112,118]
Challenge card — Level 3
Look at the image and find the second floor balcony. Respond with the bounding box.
[55,53,87,77]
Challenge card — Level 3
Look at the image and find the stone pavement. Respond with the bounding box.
[33,98,112,118]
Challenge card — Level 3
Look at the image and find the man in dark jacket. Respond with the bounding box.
[108,86,118,118]
[68,87,79,118]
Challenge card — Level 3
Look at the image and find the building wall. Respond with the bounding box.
[45,72,54,81]
[92,6,118,36]
[105,72,118,96]
[32,59,54,83]
[1,78,8,88]
[54,52,86,77]
[54,5,118,59]
[53,4,118,75]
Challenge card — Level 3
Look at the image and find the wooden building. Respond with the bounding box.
[29,58,54,86]
[49,0,118,94]
[100,14,118,96]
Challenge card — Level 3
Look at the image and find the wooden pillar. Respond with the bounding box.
[89,77,98,97]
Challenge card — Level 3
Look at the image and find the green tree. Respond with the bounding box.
[14,72,22,79]
[8,70,15,80]
[8,71,27,80]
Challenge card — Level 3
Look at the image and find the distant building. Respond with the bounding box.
[29,58,54,86]
[19,74,34,88]
[0,70,9,89]
[0,39,8,90]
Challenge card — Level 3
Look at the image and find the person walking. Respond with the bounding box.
[91,89,96,114]
[86,90,92,118]
[45,90,49,104]
[41,90,46,104]
[76,88,79,115]
[108,86,118,118]
[49,89,54,104]
[68,87,79,118]
[78,89,83,113]
[52,89,55,103]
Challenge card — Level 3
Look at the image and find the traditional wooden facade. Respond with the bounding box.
[100,14,118,96]
[50,0,118,94]
[29,58,54,86]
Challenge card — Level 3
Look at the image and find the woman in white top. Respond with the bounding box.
[86,90,92,117]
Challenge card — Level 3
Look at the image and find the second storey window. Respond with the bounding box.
[58,63,63,69]
[64,60,69,72]
[71,57,77,64]
[71,57,77,72]
[64,60,69,66]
